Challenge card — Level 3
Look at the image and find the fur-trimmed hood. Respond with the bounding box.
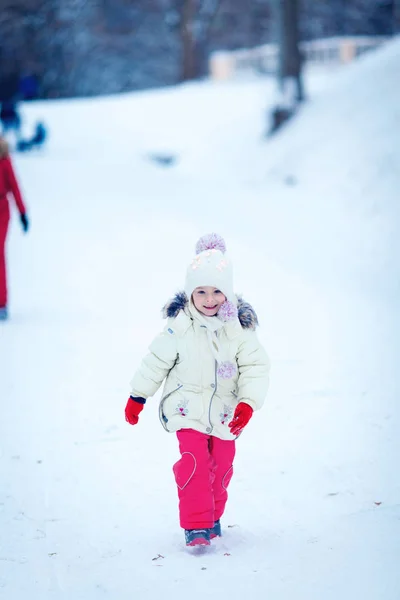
[162,292,259,330]
[0,137,9,159]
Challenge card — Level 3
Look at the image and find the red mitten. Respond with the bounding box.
[125,396,145,425]
[228,402,253,436]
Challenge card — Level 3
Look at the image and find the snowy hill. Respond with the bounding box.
[1,39,399,599]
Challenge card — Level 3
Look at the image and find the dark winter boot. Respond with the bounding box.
[210,520,222,539]
[184,528,211,547]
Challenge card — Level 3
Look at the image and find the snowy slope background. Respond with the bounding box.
[1,40,400,599]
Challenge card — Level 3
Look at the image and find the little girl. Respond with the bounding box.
[125,234,270,546]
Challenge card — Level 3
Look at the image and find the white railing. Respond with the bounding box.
[209,36,392,80]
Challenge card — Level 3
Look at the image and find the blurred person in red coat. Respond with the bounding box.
[0,136,29,320]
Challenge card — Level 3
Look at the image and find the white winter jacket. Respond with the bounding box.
[130,293,270,440]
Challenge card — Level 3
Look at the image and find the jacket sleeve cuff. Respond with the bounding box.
[129,396,146,404]
[238,398,257,411]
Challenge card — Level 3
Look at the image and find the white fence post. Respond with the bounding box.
[209,52,235,80]
[339,38,357,63]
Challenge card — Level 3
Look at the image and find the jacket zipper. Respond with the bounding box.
[159,384,183,430]
[207,360,218,433]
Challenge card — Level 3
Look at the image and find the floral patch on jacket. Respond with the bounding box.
[175,399,189,416]
[220,405,234,425]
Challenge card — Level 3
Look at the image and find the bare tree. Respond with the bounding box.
[395,0,400,31]
[269,0,304,135]
[180,0,197,79]
[278,0,303,101]
[177,0,223,80]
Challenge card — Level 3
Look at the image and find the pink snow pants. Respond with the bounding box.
[173,428,236,530]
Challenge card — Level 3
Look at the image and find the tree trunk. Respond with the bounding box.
[278,0,304,103]
[269,0,304,135]
[180,0,223,81]
[181,0,197,80]
[392,0,400,33]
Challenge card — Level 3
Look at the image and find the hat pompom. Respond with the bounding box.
[217,300,238,322]
[217,361,237,379]
[195,233,226,255]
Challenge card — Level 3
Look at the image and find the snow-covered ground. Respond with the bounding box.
[1,40,399,599]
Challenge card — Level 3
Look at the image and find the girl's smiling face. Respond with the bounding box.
[192,286,226,316]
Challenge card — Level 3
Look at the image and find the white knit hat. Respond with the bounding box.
[184,234,239,379]
[184,233,235,304]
